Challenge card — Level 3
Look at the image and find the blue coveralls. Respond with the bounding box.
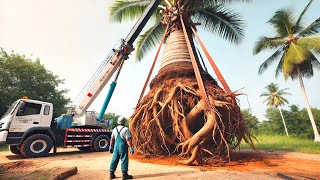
[110,126,129,171]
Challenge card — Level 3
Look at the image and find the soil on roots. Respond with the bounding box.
[130,62,253,165]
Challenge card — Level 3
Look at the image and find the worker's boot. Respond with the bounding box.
[109,171,116,179]
[122,171,133,180]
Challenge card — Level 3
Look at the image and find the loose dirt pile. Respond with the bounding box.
[132,150,320,180]
[0,160,77,180]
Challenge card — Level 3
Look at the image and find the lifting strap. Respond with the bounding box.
[137,25,169,104]
[191,27,232,94]
[180,16,209,107]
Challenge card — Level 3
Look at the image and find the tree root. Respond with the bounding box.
[130,77,253,165]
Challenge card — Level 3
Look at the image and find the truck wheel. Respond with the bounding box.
[20,134,53,158]
[77,147,92,151]
[93,135,109,152]
[9,145,21,154]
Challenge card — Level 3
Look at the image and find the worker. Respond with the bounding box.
[109,116,134,180]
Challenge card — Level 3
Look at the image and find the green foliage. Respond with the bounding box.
[110,0,248,60]
[136,22,164,61]
[257,106,320,139]
[241,109,259,132]
[0,144,8,151]
[0,48,70,118]
[103,112,129,129]
[253,0,320,79]
[241,135,320,154]
[260,83,290,108]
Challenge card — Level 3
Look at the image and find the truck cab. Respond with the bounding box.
[0,99,53,145]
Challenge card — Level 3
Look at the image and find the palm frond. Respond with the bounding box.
[253,36,285,54]
[192,5,244,44]
[260,82,290,108]
[260,92,271,97]
[285,43,312,64]
[277,88,291,96]
[275,54,285,77]
[187,0,251,9]
[311,56,320,71]
[293,0,314,34]
[297,36,320,54]
[135,22,164,61]
[282,49,315,79]
[109,0,160,22]
[298,53,320,78]
[298,18,320,37]
[258,48,284,74]
[268,9,295,37]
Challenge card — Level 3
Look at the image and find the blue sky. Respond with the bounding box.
[0,0,319,120]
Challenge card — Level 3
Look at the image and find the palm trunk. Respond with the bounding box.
[297,66,320,141]
[278,107,289,136]
[160,30,192,68]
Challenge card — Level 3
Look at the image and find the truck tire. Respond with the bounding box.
[93,135,109,152]
[9,145,21,154]
[20,134,53,158]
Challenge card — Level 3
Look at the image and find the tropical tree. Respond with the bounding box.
[260,83,291,136]
[0,48,70,118]
[110,0,252,164]
[241,109,259,133]
[253,0,320,141]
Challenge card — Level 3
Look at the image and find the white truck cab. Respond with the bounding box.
[0,99,53,144]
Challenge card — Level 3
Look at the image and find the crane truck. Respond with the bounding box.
[0,0,161,158]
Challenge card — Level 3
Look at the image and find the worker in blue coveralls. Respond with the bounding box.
[109,116,134,180]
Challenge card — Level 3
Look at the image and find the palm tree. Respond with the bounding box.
[261,83,291,136]
[110,0,252,164]
[253,0,320,141]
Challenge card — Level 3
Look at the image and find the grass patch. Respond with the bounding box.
[241,135,320,154]
[0,144,8,151]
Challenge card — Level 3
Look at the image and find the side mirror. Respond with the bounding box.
[19,101,26,113]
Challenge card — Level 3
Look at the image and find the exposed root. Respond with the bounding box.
[130,76,253,165]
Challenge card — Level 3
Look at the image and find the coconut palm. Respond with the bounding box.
[261,83,291,136]
[110,0,252,164]
[253,0,320,141]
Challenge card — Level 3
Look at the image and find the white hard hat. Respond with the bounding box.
[117,116,126,124]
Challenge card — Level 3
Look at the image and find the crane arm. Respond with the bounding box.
[74,0,161,117]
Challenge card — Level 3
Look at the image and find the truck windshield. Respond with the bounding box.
[1,100,19,119]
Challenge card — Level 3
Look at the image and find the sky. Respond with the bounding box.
[0,0,319,120]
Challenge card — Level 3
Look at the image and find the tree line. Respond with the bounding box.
[242,106,320,139]
[0,48,70,118]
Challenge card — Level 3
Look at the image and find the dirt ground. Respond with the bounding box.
[0,148,320,180]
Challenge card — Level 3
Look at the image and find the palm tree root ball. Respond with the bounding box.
[130,62,253,165]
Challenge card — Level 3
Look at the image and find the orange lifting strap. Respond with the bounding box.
[137,25,169,104]
[191,27,232,94]
[180,16,209,104]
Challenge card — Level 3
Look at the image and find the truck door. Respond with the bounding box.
[9,102,42,133]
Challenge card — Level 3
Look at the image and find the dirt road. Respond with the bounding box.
[1,148,320,180]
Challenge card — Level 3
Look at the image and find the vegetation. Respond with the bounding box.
[241,135,320,154]
[253,0,320,141]
[0,144,8,152]
[0,48,70,118]
[260,83,291,136]
[242,106,320,139]
[110,0,252,165]
[103,112,129,129]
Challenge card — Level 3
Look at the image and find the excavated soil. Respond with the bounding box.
[1,148,320,179]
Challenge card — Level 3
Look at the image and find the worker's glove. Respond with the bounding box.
[109,147,113,154]
[130,147,134,155]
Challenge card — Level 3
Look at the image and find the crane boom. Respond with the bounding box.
[74,0,161,118]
